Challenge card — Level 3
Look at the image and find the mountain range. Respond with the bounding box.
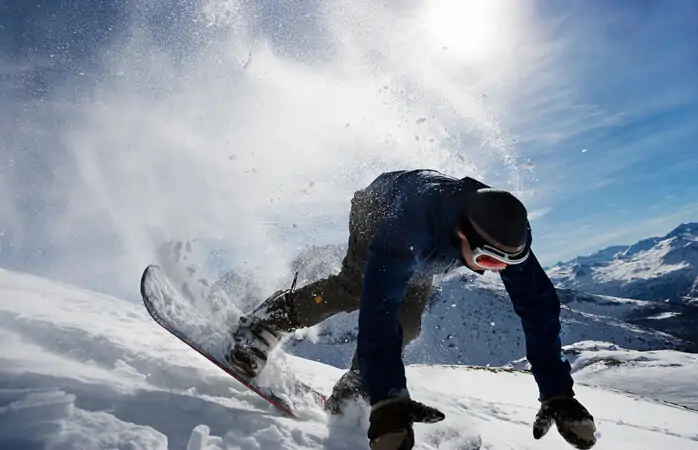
[285,222,698,367]
[547,222,698,303]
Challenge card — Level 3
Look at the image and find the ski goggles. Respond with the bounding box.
[460,216,530,270]
[471,244,530,270]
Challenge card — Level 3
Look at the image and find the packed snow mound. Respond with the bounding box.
[2,268,698,449]
[566,341,698,410]
[548,222,698,303]
[508,340,698,411]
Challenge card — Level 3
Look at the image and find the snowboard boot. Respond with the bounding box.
[325,367,370,414]
[226,288,299,378]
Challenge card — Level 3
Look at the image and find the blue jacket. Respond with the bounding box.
[356,169,573,404]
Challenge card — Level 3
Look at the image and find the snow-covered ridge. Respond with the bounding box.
[2,268,698,449]
[284,243,689,370]
[547,222,698,303]
[288,272,687,371]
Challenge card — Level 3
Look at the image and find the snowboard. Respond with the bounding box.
[139,264,327,418]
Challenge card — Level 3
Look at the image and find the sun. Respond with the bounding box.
[423,0,509,62]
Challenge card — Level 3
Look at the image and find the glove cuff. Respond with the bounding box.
[371,389,411,411]
[541,388,575,403]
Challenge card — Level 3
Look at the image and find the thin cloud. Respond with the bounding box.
[537,203,698,266]
[528,207,553,221]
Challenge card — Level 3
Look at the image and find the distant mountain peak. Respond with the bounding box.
[667,222,698,239]
[548,222,698,303]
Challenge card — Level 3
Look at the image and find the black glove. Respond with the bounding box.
[533,395,597,449]
[367,397,445,450]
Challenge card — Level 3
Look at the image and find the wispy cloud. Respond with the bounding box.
[536,202,698,266]
[503,2,698,265]
[528,207,553,221]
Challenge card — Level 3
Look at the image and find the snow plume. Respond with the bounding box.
[1,0,554,299]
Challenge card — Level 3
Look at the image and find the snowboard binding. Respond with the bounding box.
[226,315,283,377]
[225,273,301,378]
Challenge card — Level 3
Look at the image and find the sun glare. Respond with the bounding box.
[424,0,508,62]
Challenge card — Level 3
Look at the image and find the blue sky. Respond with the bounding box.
[509,0,698,263]
[0,0,696,299]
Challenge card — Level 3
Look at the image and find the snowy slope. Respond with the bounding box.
[555,288,651,318]
[554,288,698,351]
[410,274,683,364]
[548,223,698,303]
[2,268,698,450]
[288,269,686,371]
[624,302,698,351]
[508,340,698,411]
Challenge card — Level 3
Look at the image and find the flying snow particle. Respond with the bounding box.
[521,159,535,170]
[242,51,252,71]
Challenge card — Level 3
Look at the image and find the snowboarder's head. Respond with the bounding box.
[455,188,530,271]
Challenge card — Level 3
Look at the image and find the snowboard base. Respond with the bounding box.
[140,264,327,418]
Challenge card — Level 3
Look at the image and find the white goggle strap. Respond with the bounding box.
[474,245,530,265]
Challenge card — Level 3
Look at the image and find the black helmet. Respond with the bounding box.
[458,188,528,254]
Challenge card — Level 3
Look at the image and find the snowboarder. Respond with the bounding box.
[226,169,597,450]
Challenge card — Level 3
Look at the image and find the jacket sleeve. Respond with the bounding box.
[356,201,432,405]
[498,227,574,401]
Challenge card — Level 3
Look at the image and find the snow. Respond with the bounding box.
[508,340,698,412]
[567,341,698,410]
[1,268,698,449]
[556,288,650,317]
[647,312,681,320]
